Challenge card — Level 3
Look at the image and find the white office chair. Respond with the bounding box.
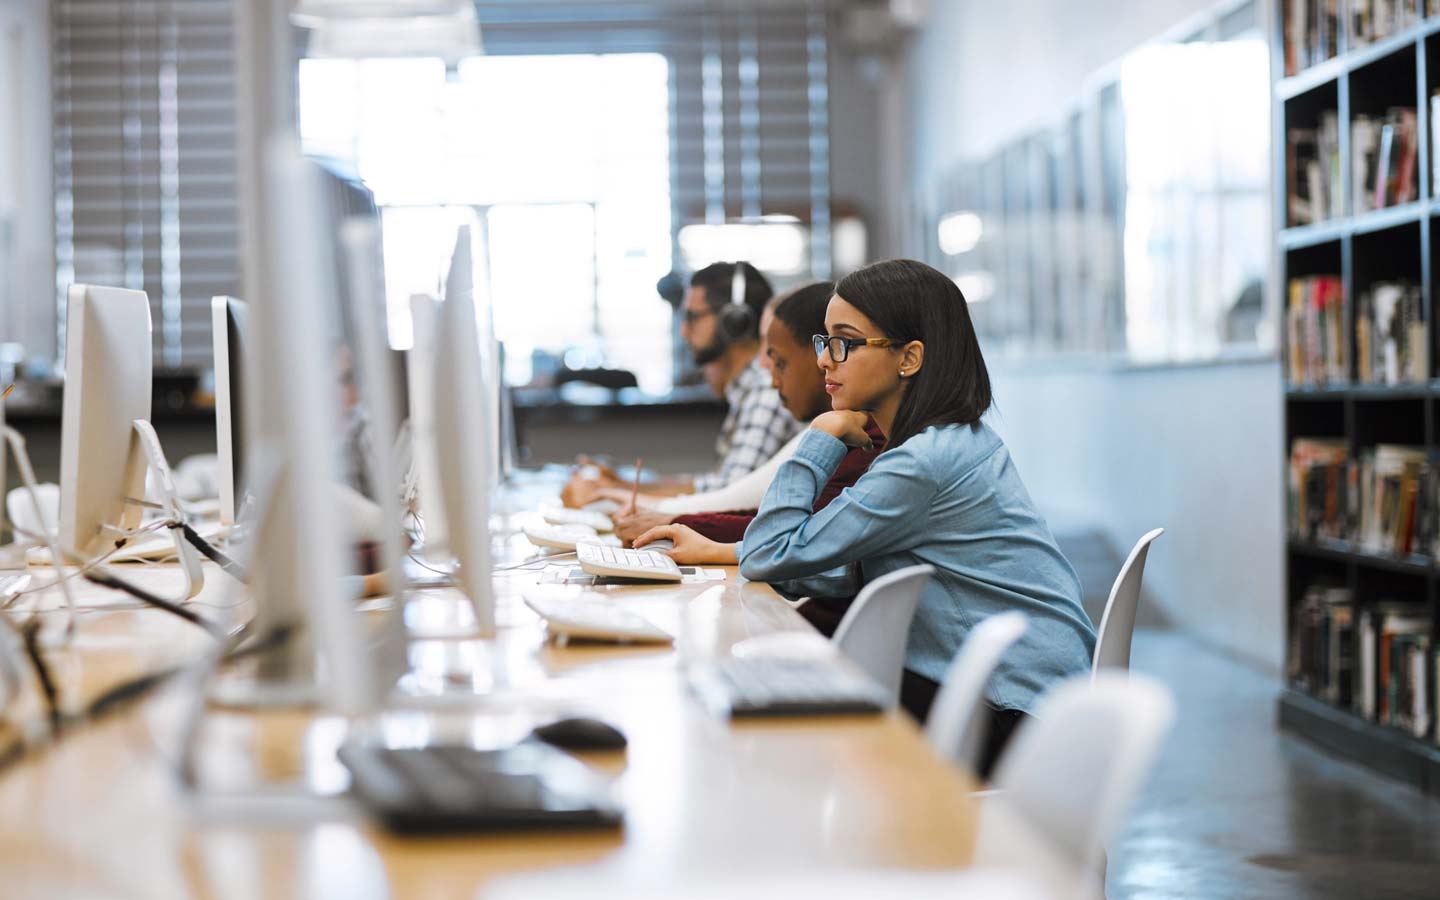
[924,612,1028,772]
[832,564,934,701]
[974,672,1176,900]
[1091,528,1163,678]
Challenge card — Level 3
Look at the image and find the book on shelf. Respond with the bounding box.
[1353,108,1418,215]
[1358,604,1431,737]
[1288,582,1354,708]
[1286,113,1342,225]
[1356,281,1426,385]
[1431,91,1440,195]
[1288,439,1440,556]
[1350,0,1423,48]
[1286,0,1340,76]
[1285,276,1346,384]
[1288,437,1351,541]
[1356,444,1434,556]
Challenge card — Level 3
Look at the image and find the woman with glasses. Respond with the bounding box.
[637,259,1095,776]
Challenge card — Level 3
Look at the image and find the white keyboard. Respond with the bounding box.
[523,591,674,644]
[542,508,615,533]
[575,542,683,583]
[523,524,620,552]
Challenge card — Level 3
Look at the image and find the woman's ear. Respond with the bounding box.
[898,340,925,378]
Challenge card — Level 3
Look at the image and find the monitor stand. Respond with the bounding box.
[130,419,204,603]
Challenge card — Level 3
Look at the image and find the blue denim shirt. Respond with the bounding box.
[737,423,1096,713]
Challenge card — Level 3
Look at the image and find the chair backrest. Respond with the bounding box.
[982,672,1175,891]
[832,564,933,701]
[1091,528,1164,677]
[924,612,1028,772]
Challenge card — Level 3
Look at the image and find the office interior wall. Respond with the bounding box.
[0,0,55,365]
[896,0,1284,671]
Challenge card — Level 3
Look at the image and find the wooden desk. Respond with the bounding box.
[0,522,990,899]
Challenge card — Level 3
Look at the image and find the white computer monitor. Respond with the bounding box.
[230,138,378,714]
[57,284,153,557]
[211,296,248,526]
[406,292,448,558]
[433,225,496,636]
[57,284,203,600]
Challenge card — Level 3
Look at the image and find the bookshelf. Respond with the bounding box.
[1277,1,1440,795]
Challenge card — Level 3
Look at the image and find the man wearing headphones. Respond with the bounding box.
[563,261,800,504]
[679,261,801,491]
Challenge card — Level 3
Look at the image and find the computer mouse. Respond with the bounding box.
[640,538,675,552]
[530,716,628,751]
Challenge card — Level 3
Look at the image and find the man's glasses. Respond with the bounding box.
[812,334,898,363]
[681,308,716,325]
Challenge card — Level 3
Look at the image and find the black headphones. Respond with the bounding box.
[717,262,755,342]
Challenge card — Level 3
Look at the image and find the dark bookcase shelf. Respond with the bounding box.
[1277,1,1440,795]
[1279,691,1440,792]
[1287,537,1436,576]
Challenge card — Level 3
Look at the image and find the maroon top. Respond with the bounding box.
[675,421,886,543]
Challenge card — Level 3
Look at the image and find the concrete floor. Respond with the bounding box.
[1111,629,1440,900]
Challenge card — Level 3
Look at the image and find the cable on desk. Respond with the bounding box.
[82,570,224,639]
[0,619,294,777]
[494,551,577,572]
[19,617,61,735]
[174,522,248,582]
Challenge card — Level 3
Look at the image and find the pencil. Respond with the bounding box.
[629,458,643,509]
[1,383,13,401]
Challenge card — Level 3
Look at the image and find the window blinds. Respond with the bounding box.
[52,0,240,370]
[49,0,833,370]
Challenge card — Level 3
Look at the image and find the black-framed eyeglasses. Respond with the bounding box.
[682,307,716,325]
[812,334,898,363]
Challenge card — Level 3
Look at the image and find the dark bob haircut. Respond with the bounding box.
[770,280,835,346]
[832,259,991,449]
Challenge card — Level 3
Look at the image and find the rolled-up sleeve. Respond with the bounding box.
[738,430,937,582]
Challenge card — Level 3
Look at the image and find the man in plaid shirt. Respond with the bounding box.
[680,261,802,492]
[562,261,801,505]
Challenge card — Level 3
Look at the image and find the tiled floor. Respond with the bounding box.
[1111,629,1440,900]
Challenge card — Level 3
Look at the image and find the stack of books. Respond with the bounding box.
[1288,582,1355,707]
[1350,0,1424,47]
[1285,275,1347,384]
[1355,281,1426,384]
[1285,0,1341,75]
[1288,437,1351,541]
[1286,113,1342,225]
[1355,444,1435,556]
[1353,108,1418,214]
[1358,604,1432,739]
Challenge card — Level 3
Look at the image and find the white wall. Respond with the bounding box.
[987,361,1285,671]
[896,0,1286,671]
[0,0,54,365]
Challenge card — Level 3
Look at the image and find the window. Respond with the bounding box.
[52,0,241,370]
[931,0,1272,366]
[1119,29,1271,361]
[298,53,674,390]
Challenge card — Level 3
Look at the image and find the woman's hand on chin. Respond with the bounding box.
[633,524,738,566]
[811,410,873,449]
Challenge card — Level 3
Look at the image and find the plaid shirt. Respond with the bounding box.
[692,358,802,492]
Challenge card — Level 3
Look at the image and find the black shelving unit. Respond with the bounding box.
[1276,2,1440,796]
